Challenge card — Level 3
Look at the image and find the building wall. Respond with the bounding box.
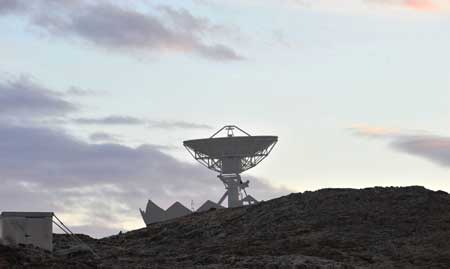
[0,216,53,251]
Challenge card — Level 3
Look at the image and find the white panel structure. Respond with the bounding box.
[165,202,192,220]
[141,200,224,225]
[140,201,193,225]
[0,212,53,251]
[140,200,166,225]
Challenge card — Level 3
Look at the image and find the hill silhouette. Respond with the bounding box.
[1,186,449,268]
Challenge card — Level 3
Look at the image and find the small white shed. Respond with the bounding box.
[0,212,54,251]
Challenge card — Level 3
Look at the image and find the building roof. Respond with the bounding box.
[1,212,54,218]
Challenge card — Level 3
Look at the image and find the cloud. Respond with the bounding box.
[0,0,27,15]
[0,76,77,118]
[404,0,437,10]
[5,0,242,61]
[226,0,450,13]
[351,124,450,168]
[0,123,289,237]
[158,5,216,35]
[74,117,212,130]
[89,131,121,142]
[148,120,213,130]
[391,135,450,167]
[367,0,447,11]
[73,115,145,125]
[349,124,401,138]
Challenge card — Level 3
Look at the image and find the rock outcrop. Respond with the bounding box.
[1,186,449,268]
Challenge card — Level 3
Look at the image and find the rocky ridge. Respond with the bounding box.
[1,186,449,268]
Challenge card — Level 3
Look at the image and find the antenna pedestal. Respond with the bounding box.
[218,174,257,208]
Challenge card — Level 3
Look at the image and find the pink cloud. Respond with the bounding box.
[350,124,450,168]
[349,124,401,138]
[371,0,450,12]
[404,0,438,11]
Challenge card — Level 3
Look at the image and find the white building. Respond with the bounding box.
[0,212,54,251]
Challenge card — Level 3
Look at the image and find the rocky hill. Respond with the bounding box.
[1,186,449,268]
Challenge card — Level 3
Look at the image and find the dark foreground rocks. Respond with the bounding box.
[1,186,449,268]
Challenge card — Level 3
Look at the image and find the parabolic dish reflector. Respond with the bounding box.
[184,136,277,158]
[183,126,277,174]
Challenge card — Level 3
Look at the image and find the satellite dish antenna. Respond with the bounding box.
[184,125,278,208]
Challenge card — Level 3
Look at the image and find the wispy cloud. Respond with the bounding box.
[404,0,438,11]
[0,74,211,131]
[73,115,145,125]
[0,76,77,118]
[349,124,402,138]
[4,0,243,61]
[391,135,450,167]
[148,120,213,130]
[73,116,212,130]
[351,124,450,168]
[363,0,450,12]
[89,131,121,142]
[223,0,450,13]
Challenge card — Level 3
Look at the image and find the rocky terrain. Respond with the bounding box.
[1,186,449,268]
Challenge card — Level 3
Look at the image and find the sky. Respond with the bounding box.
[1,0,450,238]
